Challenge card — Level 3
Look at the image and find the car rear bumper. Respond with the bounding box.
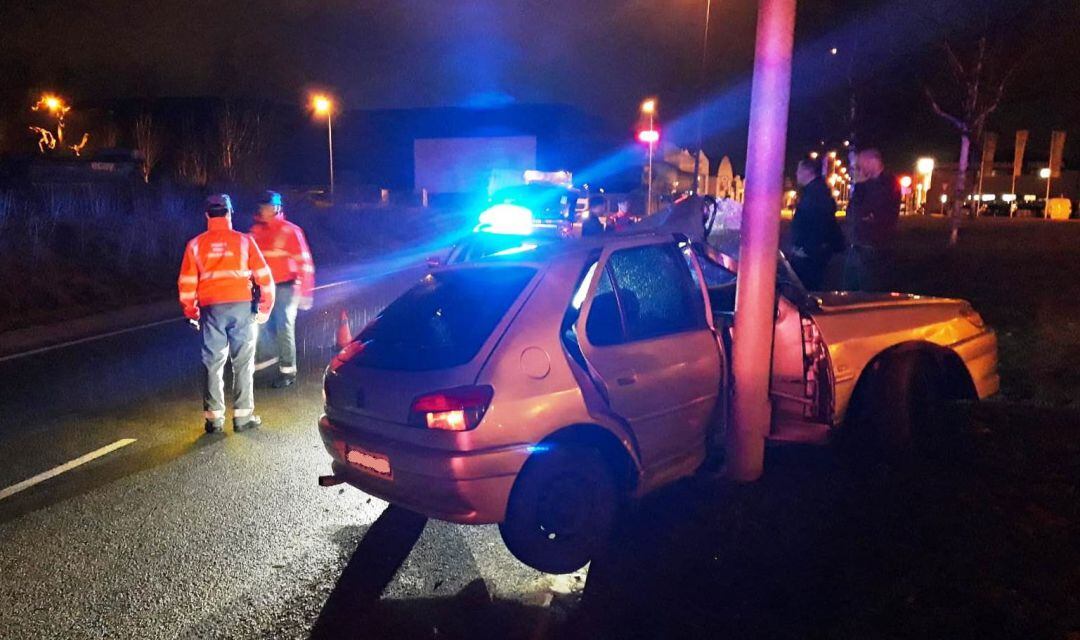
[955,329,1000,399]
[318,415,527,524]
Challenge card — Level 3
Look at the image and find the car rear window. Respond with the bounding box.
[350,267,536,371]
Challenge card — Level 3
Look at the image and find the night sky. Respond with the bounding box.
[2,0,1078,168]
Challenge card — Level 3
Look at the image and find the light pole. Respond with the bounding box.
[728,0,797,482]
[641,99,658,215]
[312,94,335,197]
[691,0,713,194]
[916,157,934,210]
[1040,167,1052,218]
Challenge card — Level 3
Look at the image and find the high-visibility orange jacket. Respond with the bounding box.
[249,214,315,302]
[178,217,275,321]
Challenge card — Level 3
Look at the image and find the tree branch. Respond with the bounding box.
[924,86,966,132]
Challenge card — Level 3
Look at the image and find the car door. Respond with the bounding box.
[575,241,722,473]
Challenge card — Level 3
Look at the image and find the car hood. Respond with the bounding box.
[811,291,961,313]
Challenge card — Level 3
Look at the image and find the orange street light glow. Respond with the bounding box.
[641,99,656,115]
[312,95,333,116]
[33,93,70,117]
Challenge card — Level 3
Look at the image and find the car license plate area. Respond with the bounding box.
[345,445,392,479]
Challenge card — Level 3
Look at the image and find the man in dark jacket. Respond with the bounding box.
[844,148,901,291]
[790,158,842,290]
[581,195,605,237]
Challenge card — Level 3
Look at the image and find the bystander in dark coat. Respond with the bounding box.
[790,158,843,290]
[844,149,901,291]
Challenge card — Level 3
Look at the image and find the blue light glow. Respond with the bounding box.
[476,203,534,235]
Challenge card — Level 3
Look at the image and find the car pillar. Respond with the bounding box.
[727,0,797,482]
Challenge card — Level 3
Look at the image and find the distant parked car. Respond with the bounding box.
[979,202,1013,217]
[319,230,1000,573]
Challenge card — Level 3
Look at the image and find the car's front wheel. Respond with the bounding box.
[499,445,617,574]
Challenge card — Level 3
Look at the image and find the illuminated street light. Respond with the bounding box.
[809,151,819,160]
[310,94,335,196]
[637,129,660,144]
[641,98,658,214]
[916,157,935,208]
[829,47,838,55]
[1040,167,1053,212]
[899,175,913,188]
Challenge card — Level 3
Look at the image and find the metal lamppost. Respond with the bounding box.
[1040,167,1052,218]
[727,0,797,481]
[312,95,335,197]
[640,99,658,215]
[691,0,714,194]
[916,157,935,210]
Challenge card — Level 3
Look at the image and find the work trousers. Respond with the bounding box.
[201,302,257,420]
[257,281,299,375]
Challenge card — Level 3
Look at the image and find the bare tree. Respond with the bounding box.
[134,113,164,183]
[924,23,1020,246]
[215,104,267,185]
[176,119,210,187]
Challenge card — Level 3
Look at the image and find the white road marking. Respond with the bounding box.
[0,278,360,364]
[0,438,137,501]
[0,318,183,364]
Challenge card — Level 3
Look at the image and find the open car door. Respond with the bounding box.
[573,239,723,480]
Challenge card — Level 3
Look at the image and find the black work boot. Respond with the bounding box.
[204,418,225,434]
[272,374,296,389]
[233,415,262,432]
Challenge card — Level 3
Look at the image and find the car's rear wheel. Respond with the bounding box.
[499,445,617,574]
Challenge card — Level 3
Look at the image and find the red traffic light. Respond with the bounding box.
[637,129,660,144]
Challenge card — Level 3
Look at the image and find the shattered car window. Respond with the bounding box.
[588,244,706,344]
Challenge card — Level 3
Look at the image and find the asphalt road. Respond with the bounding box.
[2,257,1076,640]
[0,263,587,640]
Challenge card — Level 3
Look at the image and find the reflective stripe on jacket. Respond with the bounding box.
[178,217,275,320]
[249,214,315,300]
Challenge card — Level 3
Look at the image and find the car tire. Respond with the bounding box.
[499,445,618,574]
[843,353,959,469]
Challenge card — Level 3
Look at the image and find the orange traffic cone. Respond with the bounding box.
[336,310,352,349]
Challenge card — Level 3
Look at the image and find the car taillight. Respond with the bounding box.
[329,341,365,373]
[409,385,494,431]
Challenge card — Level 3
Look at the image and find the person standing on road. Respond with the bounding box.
[790,158,843,290]
[178,194,275,434]
[844,148,901,291]
[581,195,605,237]
[249,191,315,388]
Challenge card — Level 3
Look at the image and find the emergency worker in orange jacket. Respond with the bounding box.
[249,191,315,388]
[178,194,275,433]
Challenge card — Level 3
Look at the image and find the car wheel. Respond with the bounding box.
[499,445,618,574]
[843,354,958,469]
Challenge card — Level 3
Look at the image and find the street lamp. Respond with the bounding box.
[32,93,71,147]
[916,157,935,208]
[1039,167,1052,217]
[692,0,714,194]
[641,98,658,215]
[311,94,335,197]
